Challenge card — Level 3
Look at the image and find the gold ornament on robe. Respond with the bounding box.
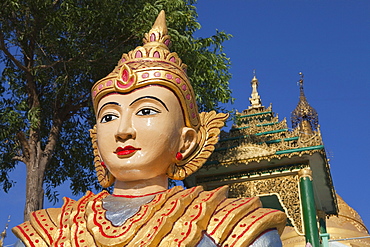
[13,186,286,247]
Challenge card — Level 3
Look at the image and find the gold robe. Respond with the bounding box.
[13,186,286,247]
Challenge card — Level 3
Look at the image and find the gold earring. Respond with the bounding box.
[89,125,115,188]
[167,111,228,180]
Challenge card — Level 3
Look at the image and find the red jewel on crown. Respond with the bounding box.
[115,64,137,90]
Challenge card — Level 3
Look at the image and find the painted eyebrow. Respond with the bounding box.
[129,96,169,111]
[97,102,121,116]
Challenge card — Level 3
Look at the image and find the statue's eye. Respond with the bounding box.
[137,108,159,116]
[101,114,118,123]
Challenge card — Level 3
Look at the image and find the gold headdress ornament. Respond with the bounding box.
[91,10,200,129]
[90,10,228,187]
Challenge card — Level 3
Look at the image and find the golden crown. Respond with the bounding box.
[91,10,200,129]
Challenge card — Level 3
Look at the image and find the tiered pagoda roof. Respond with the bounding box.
[206,74,324,167]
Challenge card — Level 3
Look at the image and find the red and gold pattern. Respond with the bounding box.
[13,186,286,247]
[87,186,181,246]
[222,208,286,247]
[207,197,262,244]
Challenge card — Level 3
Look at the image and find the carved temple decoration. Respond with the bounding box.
[210,143,277,164]
[229,175,304,235]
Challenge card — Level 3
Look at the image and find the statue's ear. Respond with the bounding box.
[179,127,197,159]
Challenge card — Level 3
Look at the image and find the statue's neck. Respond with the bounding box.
[112,174,168,196]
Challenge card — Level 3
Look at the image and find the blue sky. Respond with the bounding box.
[1,1,370,245]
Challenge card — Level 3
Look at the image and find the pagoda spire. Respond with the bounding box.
[248,70,263,109]
[291,72,319,133]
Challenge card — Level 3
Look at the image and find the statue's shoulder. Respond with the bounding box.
[12,191,107,247]
[208,196,286,246]
[157,185,286,246]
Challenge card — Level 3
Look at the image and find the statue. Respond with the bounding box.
[13,11,286,246]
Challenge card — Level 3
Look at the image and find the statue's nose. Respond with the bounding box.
[115,117,136,141]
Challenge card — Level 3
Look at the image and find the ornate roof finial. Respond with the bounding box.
[298,72,305,96]
[0,215,10,247]
[291,72,319,132]
[248,70,263,109]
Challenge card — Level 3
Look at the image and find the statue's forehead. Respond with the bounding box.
[97,85,178,108]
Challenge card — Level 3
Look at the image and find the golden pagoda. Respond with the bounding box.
[184,72,370,246]
[283,194,370,246]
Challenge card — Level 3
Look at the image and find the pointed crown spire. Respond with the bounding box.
[143,10,170,48]
[248,70,263,109]
[291,72,319,131]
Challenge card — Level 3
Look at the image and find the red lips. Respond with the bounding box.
[114,146,141,156]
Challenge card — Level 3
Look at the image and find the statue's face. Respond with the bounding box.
[96,86,185,182]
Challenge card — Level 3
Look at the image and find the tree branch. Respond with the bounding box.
[0,32,29,72]
[12,156,26,163]
[16,131,30,162]
[87,34,135,63]
[39,97,89,167]
[65,99,89,116]
[34,33,134,70]
[52,0,60,6]
[34,57,73,70]
[41,115,63,167]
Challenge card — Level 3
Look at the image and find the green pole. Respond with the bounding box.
[299,168,320,247]
[318,210,330,247]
